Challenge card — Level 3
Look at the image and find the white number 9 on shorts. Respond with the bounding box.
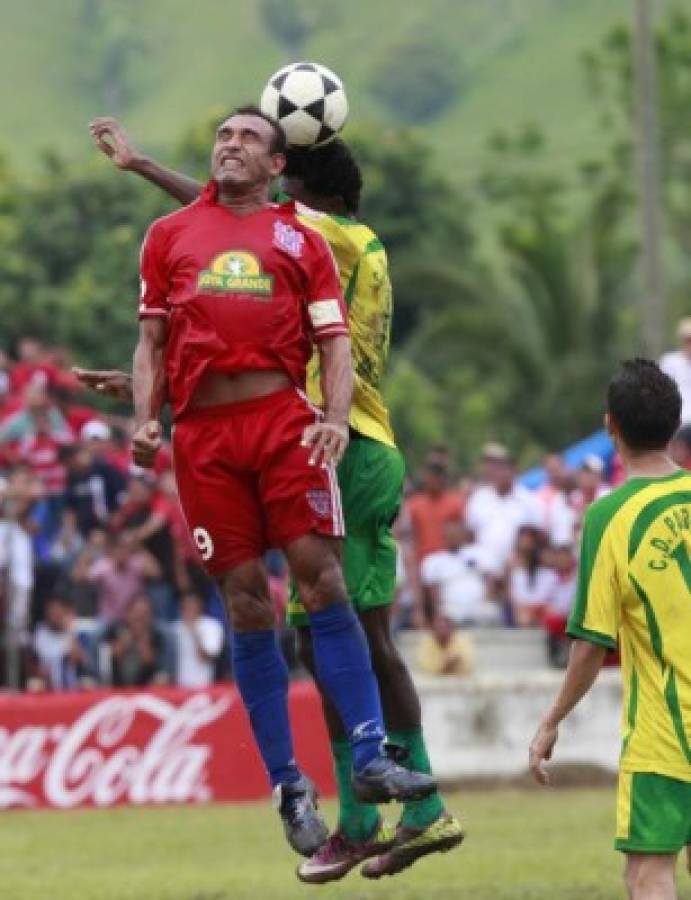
[193,527,214,561]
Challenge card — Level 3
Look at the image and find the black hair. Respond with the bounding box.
[607,358,681,452]
[223,104,287,155]
[283,138,363,214]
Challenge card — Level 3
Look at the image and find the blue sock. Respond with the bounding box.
[308,602,385,772]
[232,630,301,788]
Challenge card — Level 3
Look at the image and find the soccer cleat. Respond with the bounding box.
[351,752,437,804]
[273,775,329,857]
[296,819,396,884]
[360,813,465,879]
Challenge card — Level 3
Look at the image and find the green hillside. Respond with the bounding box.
[2,0,688,177]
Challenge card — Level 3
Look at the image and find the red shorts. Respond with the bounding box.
[172,387,344,575]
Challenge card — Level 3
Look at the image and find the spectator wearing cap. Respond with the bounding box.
[660,317,691,423]
[64,438,126,536]
[465,443,544,579]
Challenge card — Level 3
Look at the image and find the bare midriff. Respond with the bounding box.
[190,368,292,408]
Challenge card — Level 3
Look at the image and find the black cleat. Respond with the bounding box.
[352,747,437,804]
[273,775,329,857]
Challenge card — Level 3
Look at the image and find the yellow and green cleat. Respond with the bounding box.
[360,813,465,879]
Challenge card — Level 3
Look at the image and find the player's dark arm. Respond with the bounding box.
[132,318,167,468]
[90,117,203,206]
[302,334,353,467]
[529,639,608,784]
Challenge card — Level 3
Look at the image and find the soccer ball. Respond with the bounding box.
[260,62,348,148]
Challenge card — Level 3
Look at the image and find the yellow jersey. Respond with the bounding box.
[295,203,397,449]
[568,470,691,781]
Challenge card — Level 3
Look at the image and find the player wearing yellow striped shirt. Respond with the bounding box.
[80,118,463,883]
[530,359,690,900]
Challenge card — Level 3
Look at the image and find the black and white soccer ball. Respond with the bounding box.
[260,61,348,148]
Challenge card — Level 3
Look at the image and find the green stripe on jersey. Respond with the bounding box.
[628,486,691,561]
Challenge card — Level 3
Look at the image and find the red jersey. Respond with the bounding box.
[138,182,348,419]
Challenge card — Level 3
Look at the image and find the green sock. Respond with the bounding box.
[331,737,380,842]
[388,727,446,831]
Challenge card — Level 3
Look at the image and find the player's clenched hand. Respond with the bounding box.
[72,368,133,402]
[89,117,141,170]
[132,420,162,468]
[301,421,349,468]
[529,720,558,786]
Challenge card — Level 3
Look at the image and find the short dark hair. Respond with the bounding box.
[222,104,287,155]
[283,138,363,214]
[607,358,681,452]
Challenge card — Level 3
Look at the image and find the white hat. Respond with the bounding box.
[80,419,111,441]
[582,453,604,474]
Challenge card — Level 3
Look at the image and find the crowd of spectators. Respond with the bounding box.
[2,328,691,691]
[0,338,232,692]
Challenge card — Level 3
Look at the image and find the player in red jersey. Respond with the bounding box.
[129,106,435,857]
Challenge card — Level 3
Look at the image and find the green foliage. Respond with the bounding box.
[370,37,462,124]
[73,0,148,112]
[258,0,338,54]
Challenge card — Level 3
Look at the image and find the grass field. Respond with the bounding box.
[4,788,691,900]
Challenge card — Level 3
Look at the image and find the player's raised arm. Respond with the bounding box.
[89,117,203,206]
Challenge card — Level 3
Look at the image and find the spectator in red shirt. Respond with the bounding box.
[10,337,59,395]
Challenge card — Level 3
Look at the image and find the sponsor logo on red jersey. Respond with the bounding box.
[197,251,273,296]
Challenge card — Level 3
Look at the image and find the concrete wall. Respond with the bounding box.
[415,669,622,779]
[402,629,623,779]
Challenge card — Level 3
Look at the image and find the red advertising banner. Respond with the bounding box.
[0,683,335,810]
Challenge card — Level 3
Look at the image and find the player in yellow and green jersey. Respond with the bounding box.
[530,358,690,900]
[79,117,463,884]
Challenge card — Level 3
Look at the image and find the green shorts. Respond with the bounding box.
[286,434,405,627]
[615,771,691,853]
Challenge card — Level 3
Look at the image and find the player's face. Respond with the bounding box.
[212,115,285,190]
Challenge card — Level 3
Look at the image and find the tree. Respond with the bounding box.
[259,0,338,55]
[74,0,148,113]
[370,37,462,124]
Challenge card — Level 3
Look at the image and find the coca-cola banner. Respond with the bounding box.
[0,683,335,810]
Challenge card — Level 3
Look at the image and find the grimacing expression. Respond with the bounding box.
[211,114,285,189]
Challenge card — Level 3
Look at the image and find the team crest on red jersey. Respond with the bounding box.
[197,251,273,296]
[273,221,304,258]
[306,488,332,519]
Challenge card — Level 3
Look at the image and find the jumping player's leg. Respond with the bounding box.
[624,854,678,900]
[172,412,327,856]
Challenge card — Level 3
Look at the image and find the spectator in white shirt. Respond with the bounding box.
[535,454,577,547]
[173,591,225,688]
[660,317,691,423]
[570,454,611,526]
[508,525,556,627]
[32,596,95,690]
[465,443,544,577]
[420,521,502,626]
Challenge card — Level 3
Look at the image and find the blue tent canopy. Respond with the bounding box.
[519,430,615,489]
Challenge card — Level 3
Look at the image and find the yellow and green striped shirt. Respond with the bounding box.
[568,470,691,781]
[295,203,396,449]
